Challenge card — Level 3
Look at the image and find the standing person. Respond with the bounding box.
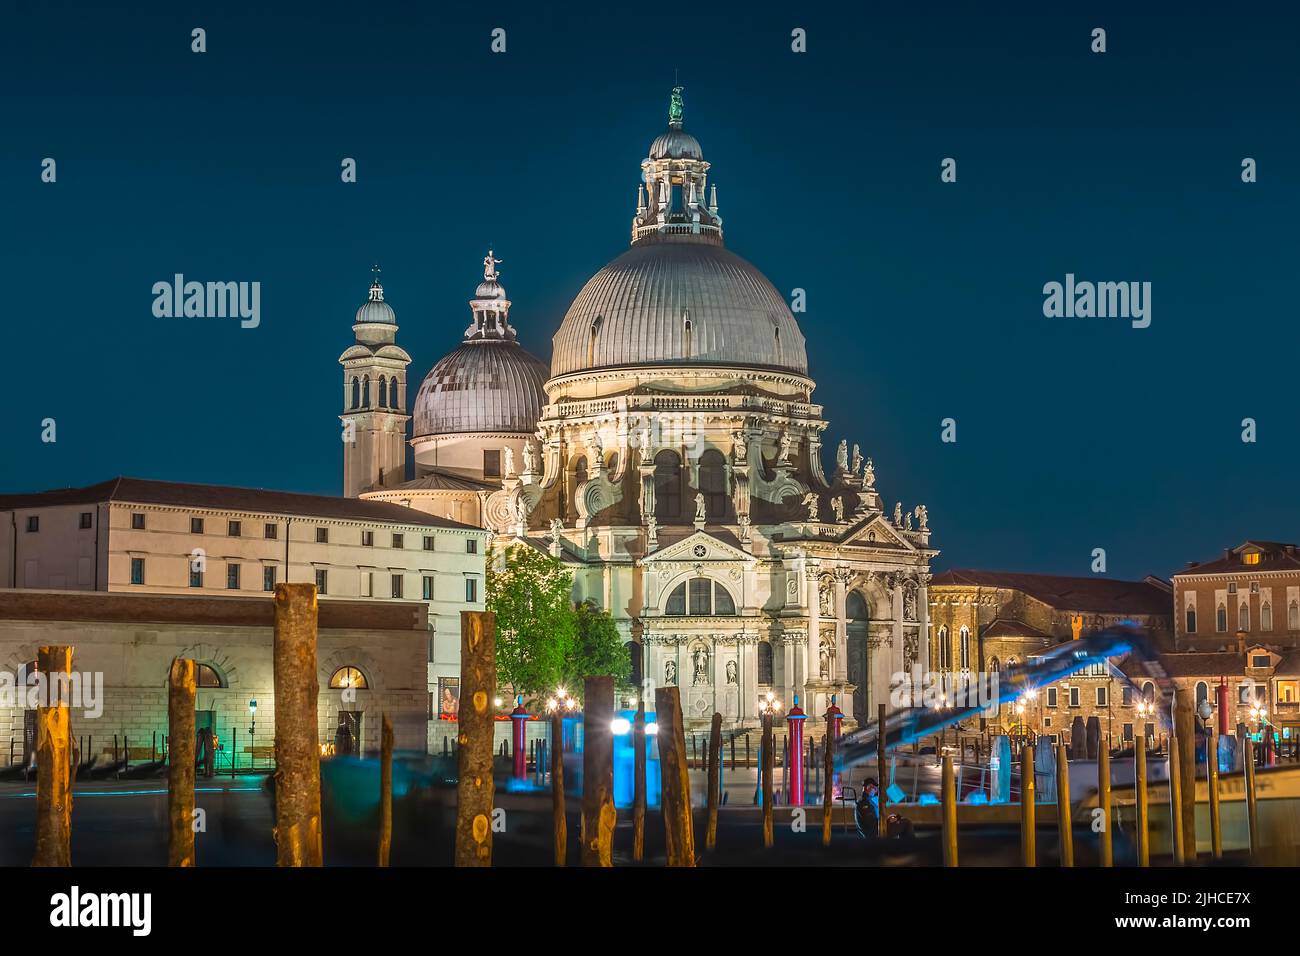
[855,777,880,838]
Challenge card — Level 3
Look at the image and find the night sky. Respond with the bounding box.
[3,1,1297,580]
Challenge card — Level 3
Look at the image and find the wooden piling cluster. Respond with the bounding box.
[580,676,616,867]
[655,687,695,866]
[551,707,567,867]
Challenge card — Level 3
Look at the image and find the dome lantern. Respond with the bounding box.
[634,87,720,245]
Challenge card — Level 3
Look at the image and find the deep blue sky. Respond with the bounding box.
[3,1,1297,580]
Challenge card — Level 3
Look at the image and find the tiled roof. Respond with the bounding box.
[979,618,1052,641]
[1175,541,1300,576]
[931,569,1172,616]
[387,469,498,492]
[0,477,480,530]
[1157,652,1246,678]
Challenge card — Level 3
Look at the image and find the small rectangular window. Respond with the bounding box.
[1228,582,1238,594]
[315,569,328,594]
[25,516,38,533]
[391,574,404,599]
[466,538,478,555]
[131,513,146,530]
[79,512,93,529]
[483,450,501,478]
[392,533,405,549]
[1096,686,1108,707]
[1252,654,1271,668]
[130,558,145,585]
[1250,581,1260,593]
[1068,687,1080,707]
[316,527,329,543]
[263,566,277,592]
[227,564,240,590]
[423,575,434,600]
[264,523,278,540]
[228,520,242,537]
[190,517,204,534]
[1122,686,1133,706]
[1123,723,1134,741]
[1046,687,1058,708]
[465,578,478,603]
[423,535,435,551]
[362,530,374,547]
[190,568,202,588]
[361,572,373,598]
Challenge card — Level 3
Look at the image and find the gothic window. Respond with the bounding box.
[1238,602,1250,631]
[938,626,951,670]
[350,377,360,409]
[1262,602,1273,631]
[1216,604,1227,632]
[664,578,737,616]
[361,376,370,408]
[378,376,388,408]
[959,626,970,671]
[1185,607,1196,633]
[653,450,682,521]
[698,449,731,522]
[757,642,774,685]
[1290,600,1300,630]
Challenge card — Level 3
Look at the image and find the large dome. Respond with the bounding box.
[550,237,808,377]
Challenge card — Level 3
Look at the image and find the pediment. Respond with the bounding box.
[842,514,915,552]
[642,529,752,566]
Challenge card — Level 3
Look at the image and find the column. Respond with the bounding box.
[891,575,905,679]
[806,567,821,686]
[918,574,931,674]
[834,569,849,682]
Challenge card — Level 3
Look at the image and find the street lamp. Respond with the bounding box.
[248,699,257,771]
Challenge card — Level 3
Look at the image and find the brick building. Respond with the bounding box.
[928,570,1174,746]
[1172,541,1300,651]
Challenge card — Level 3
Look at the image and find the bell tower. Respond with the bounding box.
[340,267,412,496]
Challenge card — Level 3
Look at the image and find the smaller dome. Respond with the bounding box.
[649,128,703,161]
[355,278,396,325]
[474,278,506,300]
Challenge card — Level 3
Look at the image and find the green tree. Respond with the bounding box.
[486,544,576,698]
[564,600,632,693]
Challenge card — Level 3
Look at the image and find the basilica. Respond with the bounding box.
[344,89,936,730]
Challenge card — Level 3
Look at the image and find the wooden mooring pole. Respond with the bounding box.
[1208,726,1222,859]
[1168,735,1185,865]
[655,687,695,866]
[761,710,775,848]
[167,658,197,867]
[1055,743,1073,867]
[631,695,645,863]
[581,676,616,867]
[551,707,567,867]
[32,645,73,867]
[273,583,323,866]
[822,710,835,846]
[378,713,393,867]
[705,712,722,851]
[1244,738,1259,856]
[1135,735,1150,867]
[455,610,496,867]
[876,703,888,838]
[1020,743,1035,867]
[1174,689,1197,862]
[941,754,958,866]
[1097,742,1112,867]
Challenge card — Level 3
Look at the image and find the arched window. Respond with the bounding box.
[197,663,224,688]
[653,450,682,521]
[664,578,737,616]
[1262,603,1273,631]
[698,449,731,523]
[587,316,602,367]
[1185,606,1196,634]
[1142,681,1155,703]
[1291,600,1300,631]
[1216,604,1227,632]
[757,642,774,685]
[682,311,692,358]
[1238,602,1250,631]
[378,376,388,408]
[1195,681,1209,708]
[329,666,368,690]
[350,377,360,409]
[938,626,951,670]
[959,625,971,671]
[361,376,370,408]
[846,591,868,622]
